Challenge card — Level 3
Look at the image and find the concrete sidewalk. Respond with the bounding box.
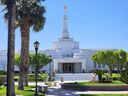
[15,82,128,96]
[45,86,128,96]
[15,82,45,86]
[45,82,128,96]
[45,86,79,96]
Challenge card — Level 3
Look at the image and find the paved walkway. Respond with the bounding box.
[46,86,128,96]
[15,82,45,86]
[45,82,128,96]
[15,82,128,96]
[45,86,79,96]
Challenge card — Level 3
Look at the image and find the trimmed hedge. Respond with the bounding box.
[29,75,48,81]
[0,75,7,86]
[0,71,6,75]
[14,74,48,81]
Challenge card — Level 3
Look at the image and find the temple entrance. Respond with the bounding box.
[63,63,73,73]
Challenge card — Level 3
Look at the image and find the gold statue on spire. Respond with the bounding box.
[64,5,66,15]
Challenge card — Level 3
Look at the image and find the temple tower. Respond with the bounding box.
[62,6,69,39]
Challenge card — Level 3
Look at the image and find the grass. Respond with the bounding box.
[80,94,128,96]
[0,85,44,96]
[69,81,126,85]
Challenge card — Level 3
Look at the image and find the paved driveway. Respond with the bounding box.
[45,86,79,96]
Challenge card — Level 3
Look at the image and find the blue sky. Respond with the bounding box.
[0,0,128,51]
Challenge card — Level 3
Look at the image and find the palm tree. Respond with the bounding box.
[16,0,46,90]
[3,0,46,90]
[1,0,16,95]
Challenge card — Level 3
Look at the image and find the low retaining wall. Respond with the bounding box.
[61,84,128,91]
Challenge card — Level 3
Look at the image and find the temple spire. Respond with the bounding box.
[62,5,69,39]
[64,5,66,15]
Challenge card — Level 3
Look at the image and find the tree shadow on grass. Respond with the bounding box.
[23,89,44,96]
[80,95,97,96]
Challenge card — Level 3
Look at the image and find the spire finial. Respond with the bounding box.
[64,5,66,15]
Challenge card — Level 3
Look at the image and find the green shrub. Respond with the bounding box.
[0,71,7,75]
[91,69,108,83]
[28,74,48,81]
[14,76,19,81]
[0,75,7,86]
[14,74,48,81]
[102,73,120,80]
[121,70,128,84]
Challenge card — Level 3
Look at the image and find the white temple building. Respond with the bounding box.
[0,6,117,81]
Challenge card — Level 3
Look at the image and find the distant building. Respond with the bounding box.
[0,10,117,73]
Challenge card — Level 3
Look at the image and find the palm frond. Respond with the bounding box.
[1,7,7,13]
[1,0,5,5]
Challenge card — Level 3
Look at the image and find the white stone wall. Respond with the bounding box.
[74,63,82,73]
[0,55,7,70]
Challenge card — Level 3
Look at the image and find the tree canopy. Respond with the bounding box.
[29,53,52,71]
[15,53,52,71]
[91,49,127,75]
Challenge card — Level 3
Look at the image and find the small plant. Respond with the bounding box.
[91,69,108,83]
[0,75,7,86]
[0,70,6,75]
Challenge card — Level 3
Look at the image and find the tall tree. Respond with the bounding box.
[15,53,52,72]
[91,50,116,76]
[17,0,46,89]
[113,50,120,75]
[118,50,127,74]
[2,0,46,90]
[104,50,115,76]
[1,0,16,95]
[91,50,127,76]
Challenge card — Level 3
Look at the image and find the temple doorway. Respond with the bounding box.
[63,63,73,73]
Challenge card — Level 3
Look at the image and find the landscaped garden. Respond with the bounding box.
[14,74,48,82]
[0,71,47,96]
[69,80,126,85]
[0,85,44,96]
[80,94,128,96]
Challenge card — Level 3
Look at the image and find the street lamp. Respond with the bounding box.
[49,56,51,82]
[33,41,40,96]
[117,55,122,76]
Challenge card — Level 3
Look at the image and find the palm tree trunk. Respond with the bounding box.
[7,3,16,96]
[24,70,29,86]
[23,17,30,87]
[18,16,30,89]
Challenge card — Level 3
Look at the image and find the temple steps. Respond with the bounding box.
[55,73,98,81]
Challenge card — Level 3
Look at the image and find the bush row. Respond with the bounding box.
[0,75,7,86]
[14,74,48,81]
[0,71,7,75]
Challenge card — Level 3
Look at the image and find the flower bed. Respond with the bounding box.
[61,82,128,91]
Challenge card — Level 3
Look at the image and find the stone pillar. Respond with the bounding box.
[53,61,58,73]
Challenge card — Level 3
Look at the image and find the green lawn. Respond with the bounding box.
[69,81,126,85]
[0,85,44,96]
[80,94,128,96]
